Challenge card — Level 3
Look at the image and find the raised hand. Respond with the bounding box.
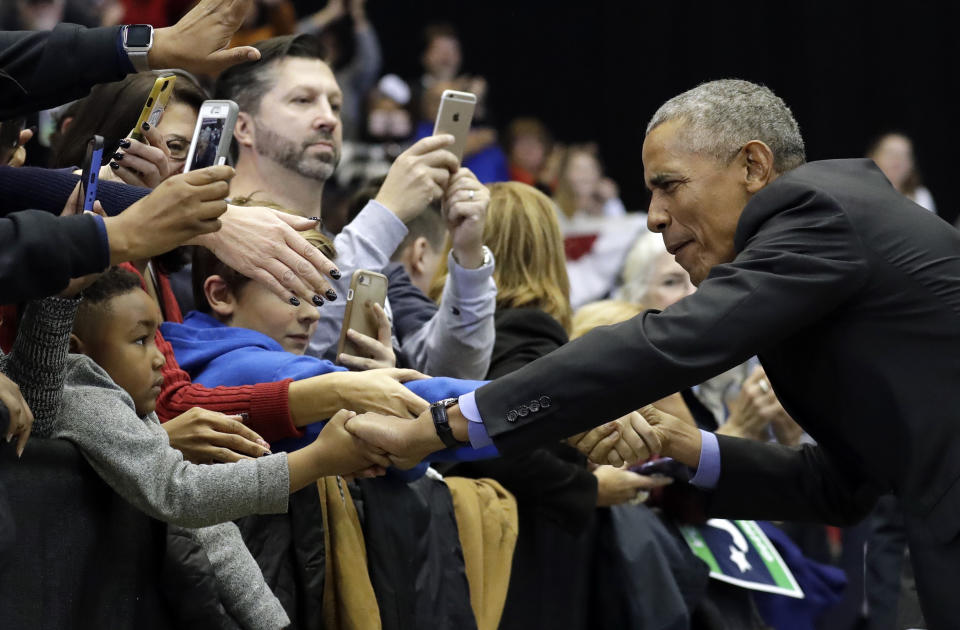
[102,124,172,189]
[375,134,459,222]
[149,0,262,76]
[442,167,489,269]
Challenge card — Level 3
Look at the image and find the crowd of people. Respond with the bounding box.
[1,1,955,630]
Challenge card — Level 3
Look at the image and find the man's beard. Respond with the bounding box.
[254,121,341,182]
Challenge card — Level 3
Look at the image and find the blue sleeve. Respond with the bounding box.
[689,430,721,489]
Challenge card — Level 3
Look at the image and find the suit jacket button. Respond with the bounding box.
[518,404,530,417]
[506,410,519,423]
[539,395,552,408]
[529,400,540,413]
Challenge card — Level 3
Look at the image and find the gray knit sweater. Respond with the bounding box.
[3,298,291,630]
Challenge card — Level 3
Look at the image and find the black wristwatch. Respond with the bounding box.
[430,398,469,448]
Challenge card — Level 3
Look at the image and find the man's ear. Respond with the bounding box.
[204,275,237,319]
[408,237,432,276]
[741,140,776,193]
[68,333,85,355]
[233,111,256,150]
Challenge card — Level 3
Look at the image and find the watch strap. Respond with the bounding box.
[430,398,467,448]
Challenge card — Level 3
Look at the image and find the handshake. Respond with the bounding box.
[302,407,449,480]
[302,403,682,480]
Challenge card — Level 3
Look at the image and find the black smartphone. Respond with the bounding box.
[0,117,26,165]
[77,135,105,213]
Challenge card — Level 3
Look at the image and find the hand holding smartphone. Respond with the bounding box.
[336,270,389,361]
[184,100,239,173]
[77,135,105,214]
[129,74,177,142]
[432,90,477,165]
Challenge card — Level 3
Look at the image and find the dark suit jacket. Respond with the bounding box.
[475,159,960,544]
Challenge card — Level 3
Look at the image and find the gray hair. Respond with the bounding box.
[614,231,667,305]
[646,79,806,173]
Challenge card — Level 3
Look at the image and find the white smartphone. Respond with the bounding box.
[432,90,477,164]
[183,99,239,173]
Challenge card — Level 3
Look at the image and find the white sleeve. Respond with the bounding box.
[401,248,496,379]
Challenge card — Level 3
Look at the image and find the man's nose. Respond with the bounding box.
[313,101,339,129]
[647,200,671,233]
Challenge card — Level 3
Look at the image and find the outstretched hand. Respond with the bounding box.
[150,0,262,76]
[567,409,662,468]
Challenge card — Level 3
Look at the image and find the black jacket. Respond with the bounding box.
[0,166,149,303]
[474,159,960,543]
[1,23,135,304]
[1,23,128,119]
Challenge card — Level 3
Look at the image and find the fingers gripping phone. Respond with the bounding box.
[432,90,477,165]
[129,74,177,142]
[77,135,105,213]
[183,100,239,173]
[336,270,389,361]
[0,117,26,165]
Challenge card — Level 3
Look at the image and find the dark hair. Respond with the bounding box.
[74,267,143,333]
[422,22,459,50]
[393,205,445,260]
[50,70,208,169]
[214,34,328,117]
[191,247,251,316]
[866,131,923,196]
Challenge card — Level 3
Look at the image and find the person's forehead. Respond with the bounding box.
[642,121,707,179]
[106,290,161,332]
[269,57,341,96]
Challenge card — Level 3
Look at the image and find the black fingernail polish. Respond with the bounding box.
[141,121,150,131]
[312,295,324,306]
[289,296,300,306]
[109,161,119,170]
[330,269,341,279]
[325,289,338,301]
[308,216,321,221]
[119,139,131,149]
[113,152,124,161]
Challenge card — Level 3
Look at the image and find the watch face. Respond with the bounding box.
[125,25,153,48]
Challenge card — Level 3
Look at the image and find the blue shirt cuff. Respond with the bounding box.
[90,213,110,264]
[689,430,721,489]
[458,391,493,448]
[115,28,136,74]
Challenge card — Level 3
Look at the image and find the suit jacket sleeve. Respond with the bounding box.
[0,211,108,303]
[706,435,880,526]
[475,178,871,454]
[0,24,130,119]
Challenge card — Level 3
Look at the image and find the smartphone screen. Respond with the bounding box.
[78,135,104,213]
[189,116,226,172]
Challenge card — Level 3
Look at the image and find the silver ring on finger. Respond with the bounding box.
[758,379,770,394]
[629,489,651,505]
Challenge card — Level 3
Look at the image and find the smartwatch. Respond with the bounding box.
[430,398,469,448]
[122,24,154,73]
